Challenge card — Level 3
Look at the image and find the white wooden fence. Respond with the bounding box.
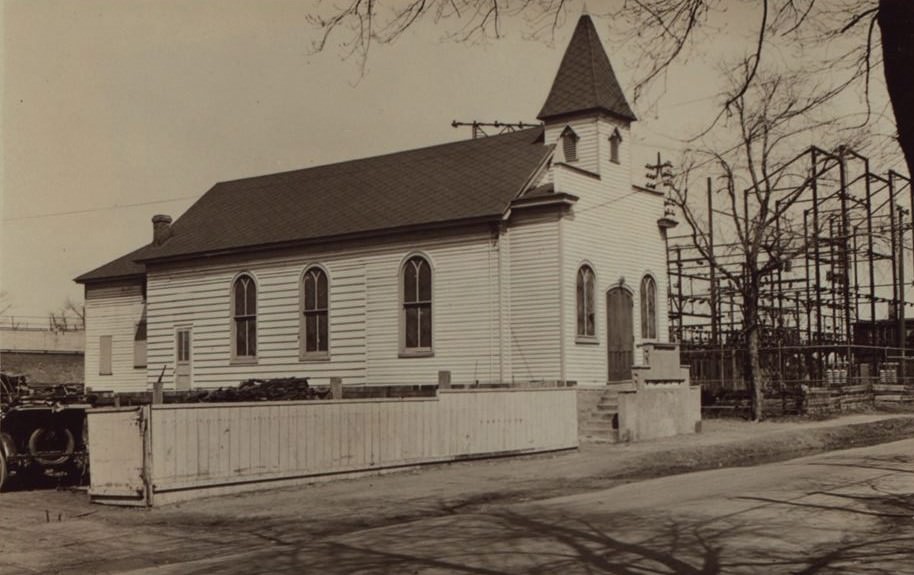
[87,387,578,505]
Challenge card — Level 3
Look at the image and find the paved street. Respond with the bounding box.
[2,416,913,574]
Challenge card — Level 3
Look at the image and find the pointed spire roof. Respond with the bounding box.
[537,15,636,122]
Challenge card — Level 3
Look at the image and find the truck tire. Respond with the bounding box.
[0,432,15,490]
[0,449,7,491]
[28,426,75,467]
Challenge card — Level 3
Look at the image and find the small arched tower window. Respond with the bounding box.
[610,128,622,164]
[577,265,596,338]
[561,126,579,163]
[640,275,657,339]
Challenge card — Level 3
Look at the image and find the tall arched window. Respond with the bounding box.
[561,126,579,163]
[301,266,329,357]
[640,275,657,339]
[402,255,432,352]
[577,265,596,338]
[232,273,257,359]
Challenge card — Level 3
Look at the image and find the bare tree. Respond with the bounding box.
[307,1,912,419]
[307,1,912,175]
[48,298,85,332]
[668,57,872,420]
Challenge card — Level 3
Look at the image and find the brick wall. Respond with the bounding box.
[0,351,84,385]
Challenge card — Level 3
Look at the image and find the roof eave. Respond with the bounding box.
[503,192,579,221]
[510,191,579,208]
[74,272,146,285]
[632,183,665,197]
[537,106,637,124]
[136,214,506,266]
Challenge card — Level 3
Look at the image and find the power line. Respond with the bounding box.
[2,194,199,223]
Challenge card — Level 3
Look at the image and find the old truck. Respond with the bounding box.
[0,372,90,490]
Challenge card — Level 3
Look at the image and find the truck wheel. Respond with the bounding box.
[0,449,7,491]
[28,427,75,466]
[0,432,15,491]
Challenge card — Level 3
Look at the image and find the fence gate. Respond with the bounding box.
[87,406,149,506]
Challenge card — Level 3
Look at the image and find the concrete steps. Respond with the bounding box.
[579,390,622,443]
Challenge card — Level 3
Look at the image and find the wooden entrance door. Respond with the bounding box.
[175,327,192,390]
[607,287,634,381]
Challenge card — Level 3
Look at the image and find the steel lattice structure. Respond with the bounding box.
[665,146,913,391]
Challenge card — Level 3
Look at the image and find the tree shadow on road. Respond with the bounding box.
[199,488,914,575]
[81,455,914,575]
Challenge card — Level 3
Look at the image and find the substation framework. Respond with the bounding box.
[665,146,914,391]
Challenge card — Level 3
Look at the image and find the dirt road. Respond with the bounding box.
[1,414,913,574]
[133,439,914,574]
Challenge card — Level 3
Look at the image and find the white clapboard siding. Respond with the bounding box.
[556,117,669,386]
[545,117,600,176]
[506,210,562,382]
[146,228,503,389]
[146,255,367,389]
[84,282,147,392]
[87,387,578,505]
[364,231,502,386]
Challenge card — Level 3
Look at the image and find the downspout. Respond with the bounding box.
[497,222,508,384]
[489,224,498,384]
[559,207,567,385]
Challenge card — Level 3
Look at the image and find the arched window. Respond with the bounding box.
[402,255,432,351]
[640,275,657,339]
[610,128,622,164]
[577,265,596,338]
[561,126,579,163]
[232,273,257,359]
[301,266,329,357]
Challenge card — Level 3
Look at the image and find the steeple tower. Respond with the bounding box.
[538,14,634,177]
[538,14,635,123]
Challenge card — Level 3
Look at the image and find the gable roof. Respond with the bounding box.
[76,127,551,282]
[537,15,636,122]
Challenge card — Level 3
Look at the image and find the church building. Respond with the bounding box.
[75,15,673,394]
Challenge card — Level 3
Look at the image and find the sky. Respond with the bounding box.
[0,0,901,324]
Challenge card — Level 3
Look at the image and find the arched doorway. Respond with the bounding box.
[607,287,634,381]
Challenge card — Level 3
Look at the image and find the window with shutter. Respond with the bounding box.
[610,128,622,164]
[99,335,112,375]
[561,126,579,163]
[133,306,147,368]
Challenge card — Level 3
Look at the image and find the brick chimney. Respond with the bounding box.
[152,214,173,246]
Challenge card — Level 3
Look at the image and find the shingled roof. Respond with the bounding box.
[76,127,551,282]
[537,14,636,122]
[75,245,148,284]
